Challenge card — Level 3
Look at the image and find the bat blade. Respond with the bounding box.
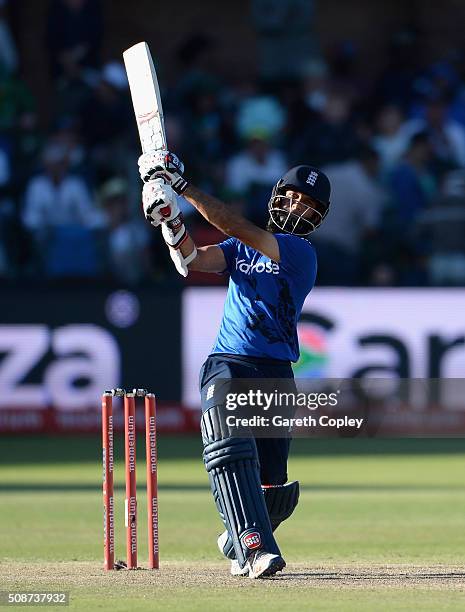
[123,41,167,153]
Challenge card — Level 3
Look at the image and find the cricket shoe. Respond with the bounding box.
[217,531,249,577]
[230,559,249,577]
[246,550,286,579]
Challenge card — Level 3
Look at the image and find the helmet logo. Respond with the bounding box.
[306,171,318,186]
[268,166,330,235]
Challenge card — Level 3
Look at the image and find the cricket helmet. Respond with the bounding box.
[268,165,331,235]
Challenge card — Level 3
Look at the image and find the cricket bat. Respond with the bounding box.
[123,41,167,153]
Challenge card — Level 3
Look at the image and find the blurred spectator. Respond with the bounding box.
[0,0,17,75]
[172,32,230,190]
[448,56,465,127]
[409,61,459,120]
[313,146,386,285]
[415,170,465,285]
[279,64,325,151]
[46,0,103,80]
[389,131,436,224]
[0,143,9,189]
[300,59,330,114]
[372,105,412,173]
[0,67,40,277]
[0,65,38,213]
[428,61,459,100]
[6,112,42,225]
[236,95,286,142]
[293,92,359,167]
[54,71,93,121]
[179,83,233,191]
[407,97,465,171]
[0,145,13,275]
[50,117,88,177]
[99,178,151,285]
[79,61,130,148]
[174,33,220,105]
[326,41,365,103]
[375,27,424,110]
[22,142,104,277]
[3,12,465,288]
[251,0,318,81]
[225,132,286,226]
[0,62,36,134]
[79,61,132,181]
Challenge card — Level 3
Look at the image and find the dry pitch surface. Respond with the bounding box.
[2,561,465,589]
[1,562,465,611]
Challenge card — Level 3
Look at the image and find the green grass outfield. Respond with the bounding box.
[1,436,465,610]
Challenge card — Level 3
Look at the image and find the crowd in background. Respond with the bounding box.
[2,0,465,286]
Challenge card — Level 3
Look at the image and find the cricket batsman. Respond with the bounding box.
[138,152,330,578]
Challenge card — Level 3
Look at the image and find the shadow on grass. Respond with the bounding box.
[1,436,464,466]
[272,570,465,582]
[1,482,464,493]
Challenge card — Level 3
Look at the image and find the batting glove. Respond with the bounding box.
[142,181,188,249]
[138,150,189,195]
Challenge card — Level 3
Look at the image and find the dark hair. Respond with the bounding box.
[356,144,379,163]
[408,131,430,150]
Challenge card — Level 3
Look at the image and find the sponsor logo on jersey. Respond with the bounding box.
[241,530,262,550]
[235,258,279,275]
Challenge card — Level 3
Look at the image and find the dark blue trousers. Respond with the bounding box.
[199,353,293,485]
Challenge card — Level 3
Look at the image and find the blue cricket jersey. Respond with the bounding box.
[212,233,317,362]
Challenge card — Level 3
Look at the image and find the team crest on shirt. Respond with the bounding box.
[235,258,279,275]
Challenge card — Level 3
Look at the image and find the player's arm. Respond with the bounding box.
[179,236,226,273]
[140,178,227,275]
[138,151,280,262]
[183,185,280,262]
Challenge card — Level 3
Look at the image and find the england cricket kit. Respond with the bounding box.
[199,233,317,571]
